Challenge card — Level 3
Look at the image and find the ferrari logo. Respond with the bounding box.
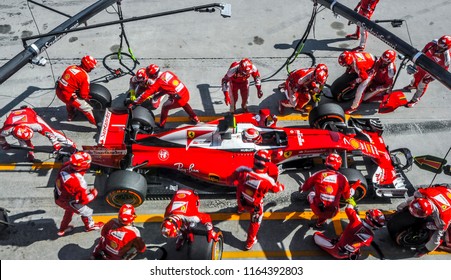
[283,151,292,158]
[188,131,195,139]
[181,205,186,212]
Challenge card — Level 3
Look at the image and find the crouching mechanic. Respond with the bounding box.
[300,153,356,228]
[161,189,218,250]
[92,204,146,260]
[278,64,328,115]
[228,150,285,250]
[0,106,76,162]
[313,205,386,260]
[54,151,103,236]
[396,184,451,256]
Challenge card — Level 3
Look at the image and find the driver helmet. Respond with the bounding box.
[12,125,34,141]
[80,55,97,72]
[325,153,342,171]
[409,198,434,218]
[69,151,92,172]
[243,128,262,144]
[338,51,353,67]
[118,204,136,225]
[364,209,386,228]
[161,215,182,238]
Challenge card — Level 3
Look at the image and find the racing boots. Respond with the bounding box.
[190,116,200,124]
[27,151,35,162]
[405,99,418,108]
[85,222,104,232]
[245,237,258,250]
[345,33,359,40]
[57,225,74,237]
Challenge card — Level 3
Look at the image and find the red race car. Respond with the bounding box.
[83,103,412,208]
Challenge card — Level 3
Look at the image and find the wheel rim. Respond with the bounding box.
[211,234,224,260]
[397,229,430,247]
[106,190,143,208]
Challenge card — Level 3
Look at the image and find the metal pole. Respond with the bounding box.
[0,0,118,84]
[312,0,451,90]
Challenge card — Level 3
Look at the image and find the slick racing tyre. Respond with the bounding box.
[395,228,432,250]
[132,106,156,128]
[339,168,368,202]
[188,227,224,260]
[330,72,358,102]
[104,170,147,208]
[309,103,346,129]
[89,83,112,109]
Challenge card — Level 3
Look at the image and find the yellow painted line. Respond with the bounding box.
[0,163,16,170]
[332,218,344,235]
[31,162,62,170]
[222,250,324,259]
[94,210,395,224]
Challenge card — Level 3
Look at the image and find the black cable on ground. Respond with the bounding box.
[261,2,319,82]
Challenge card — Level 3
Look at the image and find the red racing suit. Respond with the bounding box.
[364,58,397,101]
[0,107,75,158]
[54,162,99,232]
[300,169,353,225]
[229,165,284,245]
[408,40,451,103]
[313,204,377,259]
[92,218,146,260]
[56,65,96,125]
[346,51,376,110]
[398,185,451,254]
[135,71,198,127]
[350,0,380,49]
[164,189,215,241]
[280,67,322,110]
[222,61,262,112]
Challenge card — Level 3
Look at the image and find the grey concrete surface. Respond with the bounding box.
[0,0,450,261]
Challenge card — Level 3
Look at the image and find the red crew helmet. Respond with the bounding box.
[146,64,160,79]
[437,35,451,52]
[254,149,271,170]
[69,151,92,172]
[239,58,253,75]
[161,215,182,238]
[338,51,353,67]
[118,204,136,225]
[325,153,342,171]
[12,125,34,141]
[80,55,97,72]
[381,50,396,64]
[314,64,329,86]
[409,198,433,218]
[364,209,386,228]
[135,68,148,82]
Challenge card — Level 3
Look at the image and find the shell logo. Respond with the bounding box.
[172,80,180,86]
[349,138,360,149]
[188,131,195,139]
[177,193,186,199]
[447,192,451,200]
[245,189,254,196]
[325,186,333,194]
[64,74,71,80]
[110,241,118,249]
[283,151,292,158]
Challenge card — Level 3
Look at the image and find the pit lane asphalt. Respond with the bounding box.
[0,0,450,260]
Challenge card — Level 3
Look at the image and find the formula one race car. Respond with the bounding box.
[83,103,413,208]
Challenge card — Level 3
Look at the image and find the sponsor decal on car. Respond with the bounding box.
[174,163,199,173]
[158,149,170,161]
